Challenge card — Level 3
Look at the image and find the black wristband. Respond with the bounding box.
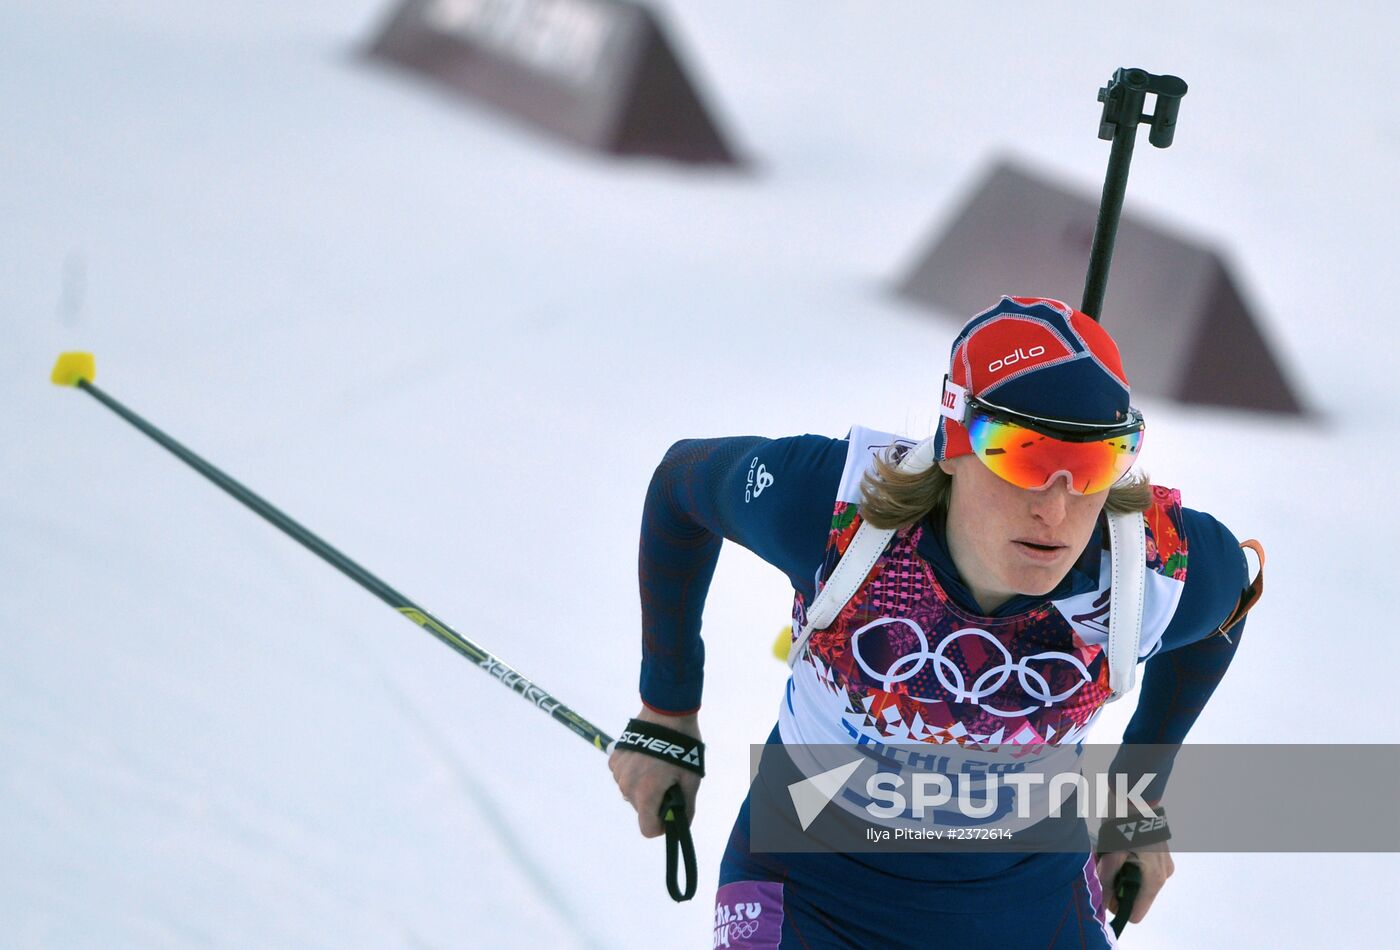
[615,718,705,777]
[1096,809,1171,855]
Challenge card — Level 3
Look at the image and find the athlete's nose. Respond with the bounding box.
[1028,479,1070,526]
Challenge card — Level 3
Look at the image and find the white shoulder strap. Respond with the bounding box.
[786,436,936,669]
[1104,508,1147,701]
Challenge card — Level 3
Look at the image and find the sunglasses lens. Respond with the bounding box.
[966,413,1142,494]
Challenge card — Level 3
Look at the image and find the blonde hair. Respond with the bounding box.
[857,446,1153,531]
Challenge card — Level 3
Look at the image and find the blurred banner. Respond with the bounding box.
[897,161,1304,415]
[365,0,740,164]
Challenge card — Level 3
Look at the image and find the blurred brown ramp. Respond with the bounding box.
[365,0,740,165]
[897,160,1303,414]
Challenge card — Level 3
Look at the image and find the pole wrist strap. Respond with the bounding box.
[615,720,703,902]
[1096,808,1171,855]
[616,718,705,776]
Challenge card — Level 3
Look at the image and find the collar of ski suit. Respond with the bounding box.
[914,512,1107,617]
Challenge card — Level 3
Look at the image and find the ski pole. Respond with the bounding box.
[51,353,699,900]
[49,353,613,750]
[1081,67,1188,321]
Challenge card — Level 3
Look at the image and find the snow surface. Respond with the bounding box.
[3,1,1398,947]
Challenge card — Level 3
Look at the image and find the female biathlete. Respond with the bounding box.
[610,296,1260,948]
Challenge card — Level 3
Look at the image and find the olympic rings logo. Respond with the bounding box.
[848,617,1093,718]
[728,920,760,940]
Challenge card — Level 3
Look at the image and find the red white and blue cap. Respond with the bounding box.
[934,296,1133,462]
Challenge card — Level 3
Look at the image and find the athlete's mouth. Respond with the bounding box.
[1014,540,1065,553]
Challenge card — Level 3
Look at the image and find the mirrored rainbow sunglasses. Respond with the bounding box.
[940,378,1145,495]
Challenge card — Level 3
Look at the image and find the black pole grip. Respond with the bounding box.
[1110,859,1143,937]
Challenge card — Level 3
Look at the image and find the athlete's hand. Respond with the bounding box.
[608,707,702,839]
[1095,844,1174,924]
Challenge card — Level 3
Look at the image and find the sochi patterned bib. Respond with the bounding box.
[777,426,1190,749]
